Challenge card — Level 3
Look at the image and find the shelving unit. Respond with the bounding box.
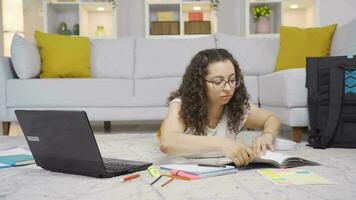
[145,0,218,38]
[282,0,319,28]
[245,0,282,38]
[245,0,319,38]
[43,0,117,38]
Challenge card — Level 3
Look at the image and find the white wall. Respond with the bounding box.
[218,0,245,36]
[0,0,3,57]
[23,0,43,42]
[117,0,145,37]
[319,0,356,27]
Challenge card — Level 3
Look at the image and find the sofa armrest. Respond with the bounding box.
[258,68,307,108]
[0,57,16,121]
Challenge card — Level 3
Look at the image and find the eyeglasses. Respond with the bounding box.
[205,78,240,90]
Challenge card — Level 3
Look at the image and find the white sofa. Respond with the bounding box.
[1,18,355,139]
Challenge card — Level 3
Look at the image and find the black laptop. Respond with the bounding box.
[15,110,152,178]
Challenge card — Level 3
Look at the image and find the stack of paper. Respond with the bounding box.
[0,147,34,169]
[160,164,237,179]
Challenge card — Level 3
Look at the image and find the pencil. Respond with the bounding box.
[161,177,174,187]
[198,163,226,168]
[150,175,163,185]
[162,173,191,181]
[120,173,140,183]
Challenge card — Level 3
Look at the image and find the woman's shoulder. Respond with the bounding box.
[170,97,182,104]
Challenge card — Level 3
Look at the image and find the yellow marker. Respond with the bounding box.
[147,166,161,178]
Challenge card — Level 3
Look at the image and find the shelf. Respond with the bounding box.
[145,0,217,37]
[43,0,118,38]
[247,1,282,36]
[245,0,319,37]
[45,3,80,34]
[80,2,116,37]
[48,0,80,4]
[282,0,318,28]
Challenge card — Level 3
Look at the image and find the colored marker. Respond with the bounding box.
[120,173,140,183]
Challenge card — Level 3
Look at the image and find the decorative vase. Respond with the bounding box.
[255,16,270,34]
[57,22,71,35]
[57,22,68,34]
[95,26,106,36]
[73,24,80,35]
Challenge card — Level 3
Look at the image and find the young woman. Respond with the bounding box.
[158,49,280,166]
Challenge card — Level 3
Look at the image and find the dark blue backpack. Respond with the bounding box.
[306,56,356,149]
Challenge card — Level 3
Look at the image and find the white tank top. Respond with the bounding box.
[170,97,251,158]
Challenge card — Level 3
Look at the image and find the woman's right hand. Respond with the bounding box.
[220,139,255,166]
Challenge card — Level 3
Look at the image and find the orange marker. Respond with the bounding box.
[121,173,140,183]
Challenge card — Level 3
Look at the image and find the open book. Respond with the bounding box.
[218,150,320,168]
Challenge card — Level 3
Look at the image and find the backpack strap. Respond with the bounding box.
[318,66,344,148]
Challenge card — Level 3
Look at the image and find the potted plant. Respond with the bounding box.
[253,5,272,34]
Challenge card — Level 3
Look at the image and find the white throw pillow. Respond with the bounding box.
[10,33,41,79]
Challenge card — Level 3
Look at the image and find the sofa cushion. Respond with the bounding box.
[275,24,337,72]
[11,34,41,79]
[260,105,309,127]
[134,76,259,106]
[215,34,279,76]
[34,31,91,78]
[7,79,134,107]
[135,36,216,79]
[331,18,356,56]
[91,37,135,78]
[259,68,307,107]
[135,77,182,106]
[244,76,259,105]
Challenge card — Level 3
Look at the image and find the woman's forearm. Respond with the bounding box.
[160,132,226,156]
[262,114,280,138]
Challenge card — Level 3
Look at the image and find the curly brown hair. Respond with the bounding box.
[168,48,250,136]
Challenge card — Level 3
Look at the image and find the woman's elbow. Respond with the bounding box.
[159,136,175,154]
[160,142,170,154]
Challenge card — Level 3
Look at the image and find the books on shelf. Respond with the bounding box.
[157,12,174,22]
[184,21,211,34]
[150,21,180,35]
[188,12,203,21]
[160,164,237,179]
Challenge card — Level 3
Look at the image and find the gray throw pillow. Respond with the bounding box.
[10,33,41,79]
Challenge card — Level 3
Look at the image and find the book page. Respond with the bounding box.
[253,151,292,165]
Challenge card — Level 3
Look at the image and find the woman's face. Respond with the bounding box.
[205,60,237,106]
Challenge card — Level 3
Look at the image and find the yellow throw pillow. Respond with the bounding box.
[35,31,91,78]
[275,24,337,72]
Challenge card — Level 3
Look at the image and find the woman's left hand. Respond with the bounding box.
[252,132,275,157]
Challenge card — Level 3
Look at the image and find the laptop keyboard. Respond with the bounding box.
[103,158,134,171]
